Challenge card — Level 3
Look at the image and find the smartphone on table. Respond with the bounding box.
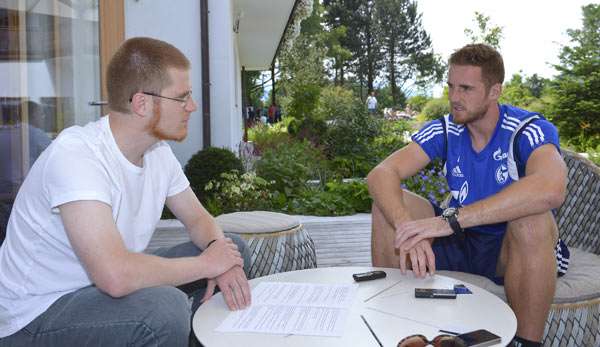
[352,270,386,282]
[414,288,457,299]
[456,329,501,347]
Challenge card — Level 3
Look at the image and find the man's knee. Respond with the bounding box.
[132,286,191,346]
[225,232,251,274]
[506,212,557,252]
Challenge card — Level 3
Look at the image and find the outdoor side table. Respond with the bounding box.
[193,267,517,346]
[215,211,317,279]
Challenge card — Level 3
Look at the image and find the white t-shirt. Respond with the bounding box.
[0,116,189,337]
[366,96,378,110]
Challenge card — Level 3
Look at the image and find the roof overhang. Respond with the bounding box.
[234,0,298,71]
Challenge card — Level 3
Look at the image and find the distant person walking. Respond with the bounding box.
[366,91,378,115]
[266,103,282,124]
[268,103,276,124]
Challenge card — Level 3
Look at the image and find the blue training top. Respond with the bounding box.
[411,104,560,235]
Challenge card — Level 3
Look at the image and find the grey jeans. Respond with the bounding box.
[0,233,251,347]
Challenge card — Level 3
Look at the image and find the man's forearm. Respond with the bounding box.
[186,215,225,249]
[458,174,565,229]
[101,251,212,297]
[368,166,413,227]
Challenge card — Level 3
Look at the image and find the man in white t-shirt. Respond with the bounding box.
[0,37,251,346]
[366,91,378,114]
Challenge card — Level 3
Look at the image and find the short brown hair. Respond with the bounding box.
[449,44,504,89]
[106,37,190,113]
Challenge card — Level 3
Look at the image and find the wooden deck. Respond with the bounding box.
[146,214,373,268]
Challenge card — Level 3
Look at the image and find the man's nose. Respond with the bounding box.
[187,98,198,112]
[448,89,459,103]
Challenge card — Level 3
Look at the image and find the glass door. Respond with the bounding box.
[1,0,107,242]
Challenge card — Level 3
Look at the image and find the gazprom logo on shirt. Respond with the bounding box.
[493,147,508,161]
[496,164,509,185]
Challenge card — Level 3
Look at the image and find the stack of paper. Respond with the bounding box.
[216,281,358,337]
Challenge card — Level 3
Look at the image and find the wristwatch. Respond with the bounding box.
[441,207,463,237]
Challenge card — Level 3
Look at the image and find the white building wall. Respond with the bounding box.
[209,0,243,151]
[124,0,203,166]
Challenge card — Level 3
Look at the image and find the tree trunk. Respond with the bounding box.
[389,41,397,105]
[271,63,276,105]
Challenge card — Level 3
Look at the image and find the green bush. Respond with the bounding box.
[284,188,356,216]
[327,155,377,179]
[288,117,328,147]
[420,98,449,121]
[371,119,414,162]
[248,122,291,154]
[203,171,280,216]
[287,83,322,121]
[282,179,371,216]
[325,180,372,213]
[324,99,382,171]
[316,86,356,120]
[255,140,328,196]
[407,95,431,113]
[184,147,243,204]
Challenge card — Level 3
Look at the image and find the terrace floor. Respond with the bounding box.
[147,214,373,268]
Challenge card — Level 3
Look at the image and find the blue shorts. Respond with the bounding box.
[430,204,569,285]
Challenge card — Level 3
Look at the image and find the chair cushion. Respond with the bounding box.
[439,247,600,304]
[215,211,300,234]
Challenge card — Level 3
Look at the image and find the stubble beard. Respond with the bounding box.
[451,102,489,125]
[149,104,188,142]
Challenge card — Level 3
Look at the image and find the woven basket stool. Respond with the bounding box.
[441,149,600,346]
[215,211,317,279]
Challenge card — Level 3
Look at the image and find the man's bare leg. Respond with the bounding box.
[497,211,558,342]
[371,189,435,267]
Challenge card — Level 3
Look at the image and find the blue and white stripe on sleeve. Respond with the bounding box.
[411,119,447,161]
[515,118,560,166]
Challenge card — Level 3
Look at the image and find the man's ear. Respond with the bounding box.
[489,83,502,100]
[129,92,149,116]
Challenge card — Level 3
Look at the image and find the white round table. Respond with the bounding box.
[193,267,517,346]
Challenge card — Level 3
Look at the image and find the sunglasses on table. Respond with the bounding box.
[397,334,466,347]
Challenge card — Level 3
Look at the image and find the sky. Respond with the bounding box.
[417,0,597,96]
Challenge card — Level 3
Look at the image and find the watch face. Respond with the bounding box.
[443,208,457,218]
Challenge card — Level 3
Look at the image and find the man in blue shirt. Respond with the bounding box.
[368,44,568,347]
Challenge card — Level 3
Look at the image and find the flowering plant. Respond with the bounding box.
[204,171,279,216]
[403,159,449,204]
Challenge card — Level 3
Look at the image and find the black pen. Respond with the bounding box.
[360,314,383,347]
[439,329,459,335]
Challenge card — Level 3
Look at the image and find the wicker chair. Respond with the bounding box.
[545,149,600,346]
[440,148,600,346]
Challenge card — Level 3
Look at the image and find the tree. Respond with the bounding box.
[407,95,430,113]
[464,11,503,49]
[243,70,264,108]
[324,0,382,93]
[500,73,534,107]
[525,74,548,99]
[278,34,327,122]
[375,0,444,106]
[500,73,553,115]
[550,4,600,150]
[323,25,353,85]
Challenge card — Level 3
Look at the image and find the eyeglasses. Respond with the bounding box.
[130,91,193,107]
[397,334,466,347]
